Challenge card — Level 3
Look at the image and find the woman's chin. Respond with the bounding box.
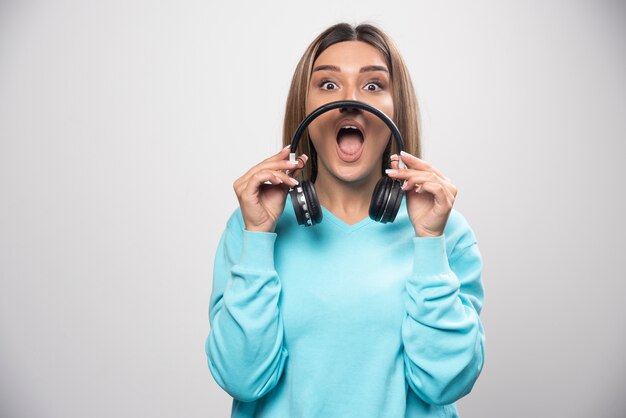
[327,161,378,185]
[316,147,383,186]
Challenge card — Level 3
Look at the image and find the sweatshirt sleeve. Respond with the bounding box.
[402,212,485,406]
[205,211,288,402]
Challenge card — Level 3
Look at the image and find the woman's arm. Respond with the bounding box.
[205,211,288,402]
[206,147,307,401]
[402,212,485,406]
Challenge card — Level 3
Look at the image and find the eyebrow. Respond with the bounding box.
[312,64,389,73]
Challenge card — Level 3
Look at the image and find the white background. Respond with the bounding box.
[1,0,625,417]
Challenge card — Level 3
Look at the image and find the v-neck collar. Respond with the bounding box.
[321,206,374,233]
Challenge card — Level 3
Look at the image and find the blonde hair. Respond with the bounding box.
[282,23,422,182]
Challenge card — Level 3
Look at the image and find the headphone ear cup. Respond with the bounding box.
[290,181,322,226]
[369,177,404,223]
[289,186,307,226]
[369,177,390,222]
[381,179,404,223]
[302,181,322,225]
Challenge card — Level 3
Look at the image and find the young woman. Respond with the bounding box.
[206,23,485,418]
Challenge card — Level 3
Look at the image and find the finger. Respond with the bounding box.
[448,182,458,198]
[399,151,449,180]
[261,171,290,186]
[236,149,305,194]
[243,170,297,197]
[387,170,457,201]
[297,155,308,167]
[385,169,442,189]
[286,154,309,177]
[256,155,302,174]
[386,166,451,191]
[239,156,305,187]
[239,145,294,181]
[272,170,300,187]
[417,181,455,208]
[247,171,282,190]
[264,145,292,162]
[424,179,458,199]
[389,154,399,170]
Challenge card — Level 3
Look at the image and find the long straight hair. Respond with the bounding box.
[282,23,422,182]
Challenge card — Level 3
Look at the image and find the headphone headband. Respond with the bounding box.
[289,100,405,157]
[287,100,407,226]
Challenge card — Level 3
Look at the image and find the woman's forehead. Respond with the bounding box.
[313,41,388,70]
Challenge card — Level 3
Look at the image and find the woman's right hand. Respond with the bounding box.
[233,146,308,233]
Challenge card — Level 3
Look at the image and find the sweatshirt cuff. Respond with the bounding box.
[238,230,277,271]
[412,235,453,278]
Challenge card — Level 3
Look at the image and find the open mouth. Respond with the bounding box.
[336,125,364,162]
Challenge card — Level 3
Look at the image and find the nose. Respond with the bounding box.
[340,81,360,101]
[339,105,362,115]
[338,82,364,113]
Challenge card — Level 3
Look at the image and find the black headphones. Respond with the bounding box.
[288,100,406,226]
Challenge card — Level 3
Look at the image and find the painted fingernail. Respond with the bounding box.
[385,169,398,175]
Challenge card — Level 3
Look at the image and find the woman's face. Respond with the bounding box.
[306,41,394,185]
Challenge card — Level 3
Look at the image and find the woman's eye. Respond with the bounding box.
[320,81,337,90]
[365,82,383,92]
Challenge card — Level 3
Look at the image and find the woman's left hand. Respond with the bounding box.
[385,151,458,237]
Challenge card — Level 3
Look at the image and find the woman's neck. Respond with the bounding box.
[313,166,381,225]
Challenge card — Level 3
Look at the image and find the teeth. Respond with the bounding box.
[342,125,359,130]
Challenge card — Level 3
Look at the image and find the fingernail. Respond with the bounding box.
[289,177,299,185]
[385,169,398,175]
[288,160,299,165]
[283,145,291,150]
[400,151,410,157]
[390,154,398,161]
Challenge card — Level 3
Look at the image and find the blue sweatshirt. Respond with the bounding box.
[206,198,485,417]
